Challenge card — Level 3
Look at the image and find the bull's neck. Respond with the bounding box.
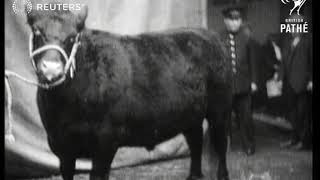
[75,28,115,64]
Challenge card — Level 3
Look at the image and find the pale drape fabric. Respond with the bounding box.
[5,0,207,177]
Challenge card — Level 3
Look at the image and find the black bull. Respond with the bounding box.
[34,15,232,180]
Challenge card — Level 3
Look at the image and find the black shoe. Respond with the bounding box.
[280,139,299,149]
[244,146,255,156]
[290,141,304,150]
[302,143,312,150]
[290,141,312,151]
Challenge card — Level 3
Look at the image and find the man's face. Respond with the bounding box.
[224,17,243,33]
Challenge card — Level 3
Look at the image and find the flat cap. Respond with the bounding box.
[222,2,246,19]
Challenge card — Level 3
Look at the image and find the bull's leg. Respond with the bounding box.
[183,123,204,180]
[90,141,117,180]
[208,110,230,180]
[59,156,76,180]
[207,84,231,180]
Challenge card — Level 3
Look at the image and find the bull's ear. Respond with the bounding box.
[75,5,88,31]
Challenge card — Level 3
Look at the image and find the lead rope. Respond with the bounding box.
[5,74,14,143]
[5,33,81,143]
[5,70,50,143]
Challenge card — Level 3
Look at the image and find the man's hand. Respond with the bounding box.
[273,73,283,92]
[251,82,258,92]
[278,80,283,89]
[307,81,313,91]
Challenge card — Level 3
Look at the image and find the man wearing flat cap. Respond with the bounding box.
[219,3,259,156]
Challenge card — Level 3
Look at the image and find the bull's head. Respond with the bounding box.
[26,4,88,85]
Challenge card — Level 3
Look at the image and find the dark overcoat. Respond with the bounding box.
[219,27,259,94]
[279,34,313,93]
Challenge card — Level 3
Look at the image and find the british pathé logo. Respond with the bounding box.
[280,0,309,34]
[281,0,307,15]
[280,17,308,33]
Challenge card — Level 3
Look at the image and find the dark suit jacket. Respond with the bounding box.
[279,34,313,93]
[219,27,259,95]
[261,33,282,81]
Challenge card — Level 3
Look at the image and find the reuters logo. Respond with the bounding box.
[12,0,32,15]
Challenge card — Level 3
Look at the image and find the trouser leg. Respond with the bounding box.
[233,94,255,150]
[285,86,300,142]
[295,92,309,146]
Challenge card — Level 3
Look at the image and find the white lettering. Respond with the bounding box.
[280,24,286,33]
[69,4,75,11]
[286,25,291,33]
[280,23,309,33]
[56,4,62,10]
[63,4,68,11]
[36,4,43,10]
[49,4,56,11]
[303,22,308,33]
[43,4,49,10]
[75,4,81,11]
[34,3,87,12]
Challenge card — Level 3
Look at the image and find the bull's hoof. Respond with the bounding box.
[186,174,204,180]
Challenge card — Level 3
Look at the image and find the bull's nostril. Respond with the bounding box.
[41,62,48,69]
[40,60,64,82]
[42,61,63,70]
[46,75,54,82]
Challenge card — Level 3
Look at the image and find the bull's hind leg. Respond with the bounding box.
[207,86,232,180]
[59,156,76,180]
[183,123,204,180]
[207,109,230,180]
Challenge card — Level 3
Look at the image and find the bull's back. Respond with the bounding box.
[106,28,229,123]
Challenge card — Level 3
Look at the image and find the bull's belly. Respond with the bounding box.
[47,102,206,157]
[48,119,195,157]
[121,124,183,150]
[119,113,204,150]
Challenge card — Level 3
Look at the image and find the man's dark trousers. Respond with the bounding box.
[284,82,310,146]
[232,93,255,150]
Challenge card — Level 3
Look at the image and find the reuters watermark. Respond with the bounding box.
[36,3,84,11]
[12,0,85,15]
